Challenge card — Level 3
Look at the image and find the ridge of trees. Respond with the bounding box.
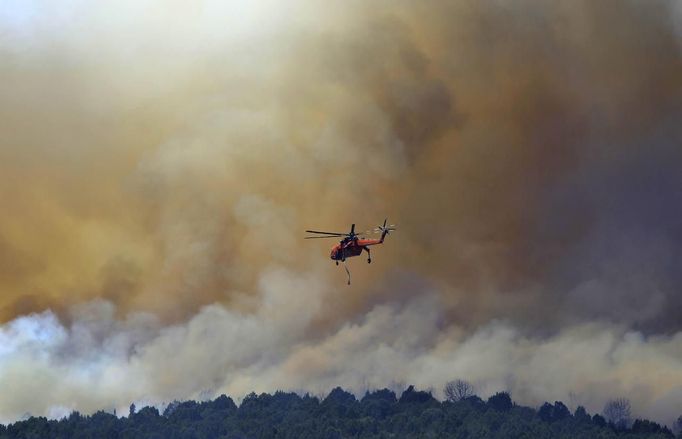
[1,384,679,439]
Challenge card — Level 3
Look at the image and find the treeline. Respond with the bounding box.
[1,385,679,439]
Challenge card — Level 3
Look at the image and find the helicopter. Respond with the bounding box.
[305,219,396,284]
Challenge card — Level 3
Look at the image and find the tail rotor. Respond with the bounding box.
[375,218,396,241]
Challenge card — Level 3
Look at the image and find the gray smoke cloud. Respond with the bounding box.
[2,290,682,425]
[1,0,681,426]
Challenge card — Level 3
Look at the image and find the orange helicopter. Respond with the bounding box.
[305,219,396,284]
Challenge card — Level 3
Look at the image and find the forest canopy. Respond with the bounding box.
[1,385,679,439]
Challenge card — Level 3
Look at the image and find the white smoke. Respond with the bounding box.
[2,279,682,426]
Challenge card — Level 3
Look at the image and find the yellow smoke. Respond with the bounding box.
[1,0,682,424]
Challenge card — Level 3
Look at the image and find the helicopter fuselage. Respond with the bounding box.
[330,237,383,261]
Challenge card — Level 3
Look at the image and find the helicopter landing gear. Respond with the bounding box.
[363,246,371,264]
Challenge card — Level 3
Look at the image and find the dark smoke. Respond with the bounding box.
[0,0,681,426]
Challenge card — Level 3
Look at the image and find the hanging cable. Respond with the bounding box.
[343,260,351,285]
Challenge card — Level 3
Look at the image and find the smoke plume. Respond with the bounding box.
[1,0,681,425]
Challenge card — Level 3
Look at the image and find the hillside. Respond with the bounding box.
[1,386,678,439]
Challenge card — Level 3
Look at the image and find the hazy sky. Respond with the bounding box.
[1,0,681,426]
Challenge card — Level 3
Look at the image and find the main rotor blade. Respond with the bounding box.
[304,236,342,239]
[305,230,346,236]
